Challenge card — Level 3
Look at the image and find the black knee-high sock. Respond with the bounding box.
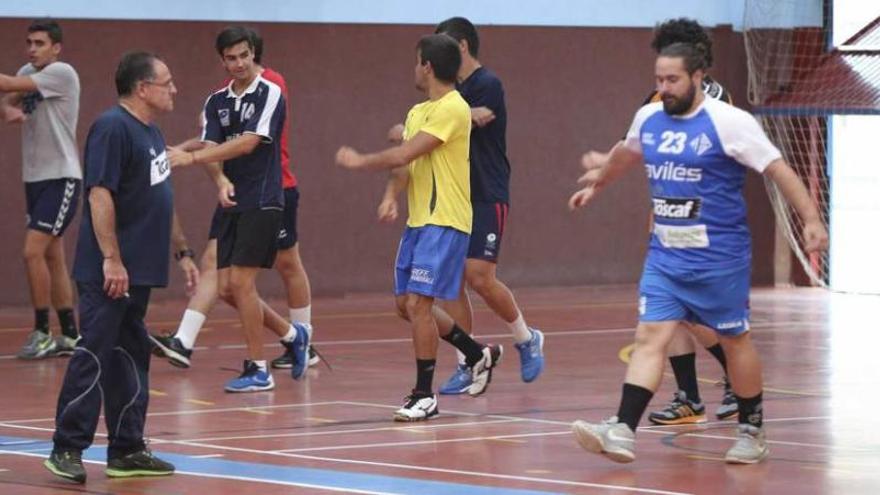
[441,325,484,366]
[706,343,728,375]
[616,383,654,432]
[34,308,49,334]
[736,392,763,427]
[669,353,701,403]
[57,308,78,339]
[415,359,436,394]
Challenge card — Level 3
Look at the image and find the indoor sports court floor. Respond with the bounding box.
[0,285,877,494]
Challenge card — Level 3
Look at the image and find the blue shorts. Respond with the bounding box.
[25,178,81,237]
[638,262,751,336]
[467,202,508,262]
[394,225,469,300]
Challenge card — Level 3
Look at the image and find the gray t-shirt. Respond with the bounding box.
[17,61,82,182]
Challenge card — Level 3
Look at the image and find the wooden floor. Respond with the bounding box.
[0,285,878,494]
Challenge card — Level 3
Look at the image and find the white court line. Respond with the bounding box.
[181,418,522,443]
[273,430,571,453]
[0,400,343,424]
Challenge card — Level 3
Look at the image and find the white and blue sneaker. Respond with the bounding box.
[438,364,472,395]
[224,360,275,393]
[289,322,311,380]
[514,328,545,382]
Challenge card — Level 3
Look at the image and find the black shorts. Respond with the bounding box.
[25,178,81,237]
[467,202,508,262]
[277,187,300,250]
[208,206,222,240]
[216,208,282,269]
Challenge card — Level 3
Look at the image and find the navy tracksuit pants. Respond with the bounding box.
[52,282,152,459]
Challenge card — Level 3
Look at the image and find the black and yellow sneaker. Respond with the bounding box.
[648,390,707,425]
[105,448,175,478]
[716,378,739,420]
[44,449,86,483]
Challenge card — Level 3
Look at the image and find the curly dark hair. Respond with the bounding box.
[651,18,713,68]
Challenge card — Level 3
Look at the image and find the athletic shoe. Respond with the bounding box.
[271,345,320,369]
[438,364,472,395]
[468,344,503,397]
[724,424,769,464]
[52,335,79,357]
[716,378,739,420]
[17,330,57,360]
[224,360,275,392]
[572,416,636,463]
[286,322,311,380]
[44,449,86,483]
[148,333,192,368]
[393,391,439,422]
[106,448,175,477]
[648,390,707,425]
[514,328,545,382]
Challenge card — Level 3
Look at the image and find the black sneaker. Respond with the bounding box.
[271,345,319,369]
[105,448,175,478]
[148,333,192,368]
[648,390,707,425]
[716,378,739,420]
[44,450,86,483]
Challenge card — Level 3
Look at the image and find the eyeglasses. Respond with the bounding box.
[144,78,175,89]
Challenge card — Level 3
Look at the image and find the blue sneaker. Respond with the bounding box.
[224,360,274,392]
[288,323,311,380]
[514,328,545,383]
[438,364,472,395]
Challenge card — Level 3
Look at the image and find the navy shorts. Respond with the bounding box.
[394,225,469,300]
[216,208,282,269]
[277,187,300,250]
[638,261,751,336]
[25,178,81,236]
[467,202,508,262]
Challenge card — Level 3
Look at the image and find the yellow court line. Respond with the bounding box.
[488,438,527,444]
[686,454,726,462]
[148,389,167,396]
[525,469,553,475]
[618,343,634,364]
[185,399,215,406]
[245,409,273,416]
[306,417,338,424]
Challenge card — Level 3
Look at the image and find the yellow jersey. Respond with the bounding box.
[402,90,472,234]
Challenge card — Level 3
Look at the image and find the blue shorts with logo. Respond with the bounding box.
[25,178,81,237]
[638,261,751,336]
[394,225,469,300]
[467,201,508,262]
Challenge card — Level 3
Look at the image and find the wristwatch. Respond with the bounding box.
[174,248,195,261]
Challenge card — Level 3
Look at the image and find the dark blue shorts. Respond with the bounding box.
[638,261,751,336]
[394,225,469,300]
[467,202,508,262]
[25,178,81,236]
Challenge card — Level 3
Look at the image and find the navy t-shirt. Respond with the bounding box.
[457,67,511,204]
[201,75,286,212]
[73,105,173,287]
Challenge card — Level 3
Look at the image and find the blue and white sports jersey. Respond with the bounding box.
[624,97,782,271]
[202,74,285,212]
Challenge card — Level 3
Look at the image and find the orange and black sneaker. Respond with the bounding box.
[648,390,707,425]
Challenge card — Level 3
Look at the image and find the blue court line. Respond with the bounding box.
[0,435,563,494]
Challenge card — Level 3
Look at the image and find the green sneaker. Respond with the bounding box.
[106,448,175,478]
[17,330,57,360]
[44,450,86,483]
[52,335,79,357]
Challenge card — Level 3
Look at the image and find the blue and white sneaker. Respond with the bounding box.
[288,322,311,380]
[224,360,274,393]
[514,328,545,383]
[438,364,472,395]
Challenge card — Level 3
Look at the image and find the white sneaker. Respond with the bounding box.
[468,344,503,397]
[393,392,438,422]
[572,416,636,463]
[725,424,769,464]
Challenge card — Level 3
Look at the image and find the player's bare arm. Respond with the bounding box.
[763,159,829,252]
[335,131,442,171]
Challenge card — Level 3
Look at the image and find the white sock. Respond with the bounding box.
[456,350,467,367]
[175,310,206,350]
[289,306,311,326]
[281,325,296,343]
[253,360,268,371]
[507,312,532,344]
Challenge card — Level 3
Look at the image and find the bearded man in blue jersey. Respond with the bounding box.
[568,42,828,464]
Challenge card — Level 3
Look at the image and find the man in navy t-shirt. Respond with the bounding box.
[568,43,828,465]
[44,52,185,484]
[167,26,308,392]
